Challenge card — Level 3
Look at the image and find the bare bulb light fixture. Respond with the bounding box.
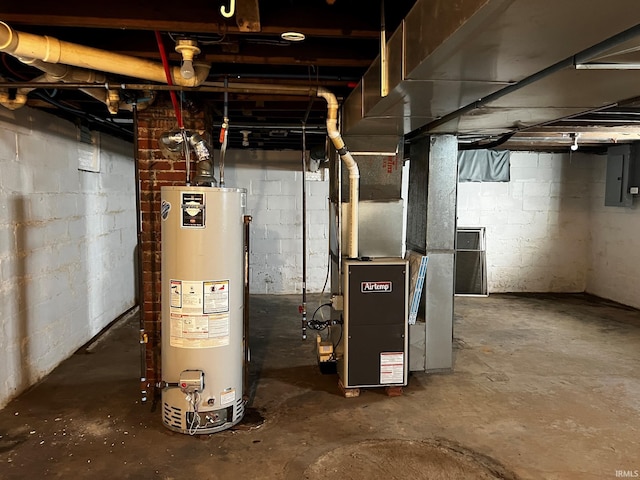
[240,130,251,147]
[571,133,579,151]
[175,38,201,80]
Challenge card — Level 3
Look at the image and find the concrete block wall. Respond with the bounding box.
[457,151,592,292]
[586,156,640,309]
[221,150,329,294]
[0,107,136,409]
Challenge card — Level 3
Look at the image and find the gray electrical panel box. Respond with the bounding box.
[605,144,640,207]
[337,258,409,388]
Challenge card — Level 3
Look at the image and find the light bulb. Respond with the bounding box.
[571,134,579,151]
[181,59,195,80]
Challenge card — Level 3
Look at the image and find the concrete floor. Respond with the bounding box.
[0,293,639,479]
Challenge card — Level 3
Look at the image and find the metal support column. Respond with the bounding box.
[406,134,457,372]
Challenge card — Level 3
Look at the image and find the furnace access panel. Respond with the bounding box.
[339,258,409,388]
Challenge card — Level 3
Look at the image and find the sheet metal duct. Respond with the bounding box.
[343,0,640,141]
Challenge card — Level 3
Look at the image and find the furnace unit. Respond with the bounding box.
[336,258,409,388]
[160,186,247,434]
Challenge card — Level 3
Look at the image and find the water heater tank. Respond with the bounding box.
[160,186,247,434]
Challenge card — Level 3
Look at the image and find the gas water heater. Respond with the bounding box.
[160,186,247,434]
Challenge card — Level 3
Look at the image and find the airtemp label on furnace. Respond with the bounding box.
[361,281,393,293]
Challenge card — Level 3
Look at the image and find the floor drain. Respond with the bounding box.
[304,438,519,480]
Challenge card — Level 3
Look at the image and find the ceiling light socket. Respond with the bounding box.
[570,133,580,151]
[280,31,306,42]
[240,130,251,147]
[175,38,201,61]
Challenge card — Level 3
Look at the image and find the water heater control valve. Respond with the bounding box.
[179,370,204,394]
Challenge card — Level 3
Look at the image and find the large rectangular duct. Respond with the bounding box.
[342,0,640,140]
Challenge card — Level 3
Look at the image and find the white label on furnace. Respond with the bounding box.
[380,352,404,385]
[204,280,230,314]
[220,389,236,405]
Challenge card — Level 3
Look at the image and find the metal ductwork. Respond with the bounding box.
[0,21,210,90]
[343,0,640,145]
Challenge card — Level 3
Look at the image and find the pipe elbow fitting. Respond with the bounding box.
[106,90,121,115]
[0,91,28,110]
[189,133,212,162]
[0,21,17,52]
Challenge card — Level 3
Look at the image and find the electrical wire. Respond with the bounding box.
[169,31,227,45]
[1,53,31,80]
[1,53,131,139]
[187,391,201,435]
[320,233,331,298]
[330,320,343,361]
[32,91,132,138]
[307,303,332,331]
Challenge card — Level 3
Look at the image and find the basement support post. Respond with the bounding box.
[407,134,457,371]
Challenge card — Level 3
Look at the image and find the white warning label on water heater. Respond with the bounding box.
[204,280,230,314]
[220,388,236,406]
[170,280,182,308]
[169,279,231,347]
[380,352,404,384]
[170,312,230,348]
[181,281,204,312]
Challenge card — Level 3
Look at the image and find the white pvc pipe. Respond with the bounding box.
[0,69,63,109]
[0,21,210,87]
[317,87,359,259]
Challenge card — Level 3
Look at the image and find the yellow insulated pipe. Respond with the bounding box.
[0,21,210,87]
[317,87,360,259]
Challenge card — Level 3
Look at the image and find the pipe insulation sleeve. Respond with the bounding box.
[317,87,359,259]
[0,22,210,87]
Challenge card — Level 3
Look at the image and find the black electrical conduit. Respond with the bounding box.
[0,81,319,95]
[300,96,315,341]
[243,214,252,402]
[30,90,132,139]
[408,22,640,144]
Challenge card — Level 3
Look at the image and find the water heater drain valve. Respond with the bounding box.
[179,370,204,394]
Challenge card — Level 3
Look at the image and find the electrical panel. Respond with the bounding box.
[605,144,640,207]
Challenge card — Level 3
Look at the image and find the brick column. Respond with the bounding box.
[136,98,205,391]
